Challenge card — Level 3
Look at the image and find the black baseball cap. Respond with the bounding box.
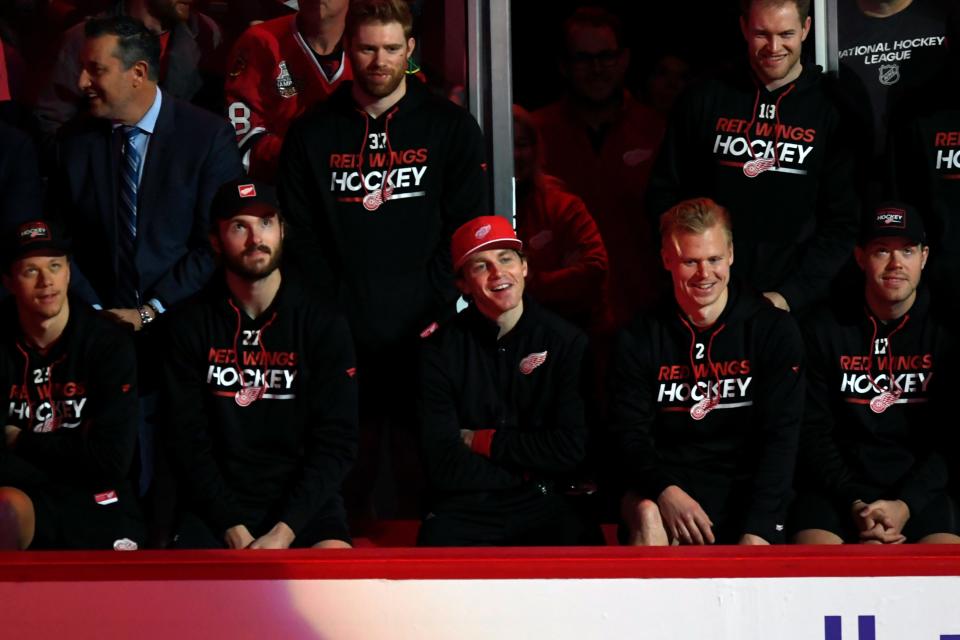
[210,179,280,223]
[859,201,926,246]
[3,219,71,268]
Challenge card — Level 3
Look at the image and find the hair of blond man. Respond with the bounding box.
[659,197,733,246]
[346,0,414,40]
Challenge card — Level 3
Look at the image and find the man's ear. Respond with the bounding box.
[853,245,865,271]
[209,231,222,256]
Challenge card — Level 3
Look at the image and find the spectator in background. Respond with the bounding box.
[535,6,665,333]
[35,0,223,144]
[513,104,607,332]
[0,220,143,550]
[225,0,350,181]
[647,0,859,314]
[418,216,597,546]
[610,198,803,546]
[640,52,692,118]
[791,202,960,545]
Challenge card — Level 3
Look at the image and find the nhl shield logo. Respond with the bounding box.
[519,351,548,375]
[276,61,298,98]
[879,64,900,86]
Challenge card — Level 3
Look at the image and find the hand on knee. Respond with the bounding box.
[0,487,36,550]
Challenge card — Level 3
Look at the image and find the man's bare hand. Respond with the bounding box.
[851,499,908,544]
[104,308,144,331]
[657,485,715,545]
[762,291,790,312]
[224,524,255,549]
[249,521,295,549]
[459,429,474,448]
[4,425,21,448]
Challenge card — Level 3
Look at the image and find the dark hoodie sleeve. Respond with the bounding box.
[14,328,138,484]
[606,321,678,498]
[277,117,339,299]
[776,97,860,311]
[419,340,525,493]
[645,85,707,222]
[798,318,883,508]
[160,315,247,536]
[277,313,359,535]
[426,106,488,315]
[741,310,804,539]
[485,332,589,475]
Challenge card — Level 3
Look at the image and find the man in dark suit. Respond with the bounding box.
[51,15,241,329]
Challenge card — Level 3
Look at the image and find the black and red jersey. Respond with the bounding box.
[608,280,805,540]
[798,287,960,514]
[159,274,358,536]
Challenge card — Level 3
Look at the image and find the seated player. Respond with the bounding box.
[161,179,358,549]
[0,220,143,550]
[610,197,803,545]
[791,202,960,545]
[418,215,597,546]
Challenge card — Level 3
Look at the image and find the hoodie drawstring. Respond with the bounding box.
[865,312,909,413]
[679,314,727,420]
[228,300,278,406]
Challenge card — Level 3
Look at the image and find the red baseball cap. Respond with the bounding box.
[451,215,522,270]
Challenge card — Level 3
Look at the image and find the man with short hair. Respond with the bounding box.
[610,197,803,545]
[647,0,859,314]
[791,202,960,545]
[161,179,358,549]
[535,6,665,330]
[36,0,223,140]
[418,215,594,546]
[278,0,487,522]
[51,15,241,329]
[225,0,351,182]
[0,220,142,549]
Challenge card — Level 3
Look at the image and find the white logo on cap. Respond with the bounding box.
[238,184,257,198]
[876,208,906,228]
[475,224,492,239]
[19,223,50,242]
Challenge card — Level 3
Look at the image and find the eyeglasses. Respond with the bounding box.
[566,49,623,68]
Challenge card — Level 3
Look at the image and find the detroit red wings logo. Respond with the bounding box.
[475,224,492,239]
[362,186,393,211]
[519,351,548,375]
[690,396,719,421]
[235,385,265,407]
[743,157,776,178]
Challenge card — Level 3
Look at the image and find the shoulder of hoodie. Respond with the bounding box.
[292,76,481,133]
[67,300,137,359]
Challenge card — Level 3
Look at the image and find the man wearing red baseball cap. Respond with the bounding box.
[159,179,358,549]
[791,201,960,545]
[417,215,598,546]
[0,220,143,549]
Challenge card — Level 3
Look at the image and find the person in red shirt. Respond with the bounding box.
[513,104,607,332]
[225,0,351,182]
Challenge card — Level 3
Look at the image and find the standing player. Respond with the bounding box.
[609,198,803,545]
[791,202,960,544]
[225,0,351,181]
[278,0,487,522]
[0,220,142,549]
[161,180,358,549]
[646,0,859,313]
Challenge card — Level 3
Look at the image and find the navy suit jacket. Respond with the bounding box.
[51,93,243,309]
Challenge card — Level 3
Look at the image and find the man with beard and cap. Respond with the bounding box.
[35,0,223,142]
[609,197,804,546]
[0,220,143,550]
[417,216,597,546]
[535,6,665,331]
[278,0,486,525]
[791,202,960,545]
[160,179,358,549]
[225,0,351,182]
[646,0,860,315]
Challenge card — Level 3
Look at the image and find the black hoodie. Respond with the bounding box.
[159,274,358,537]
[277,76,488,356]
[0,298,140,523]
[647,65,860,311]
[798,287,959,514]
[608,280,804,540]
